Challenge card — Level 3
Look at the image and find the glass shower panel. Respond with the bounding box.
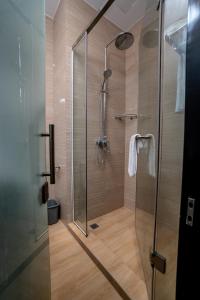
[136,2,160,298]
[154,0,188,299]
[73,34,87,235]
[0,0,50,299]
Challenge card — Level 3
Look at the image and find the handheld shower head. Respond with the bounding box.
[103,68,112,79]
[101,68,112,91]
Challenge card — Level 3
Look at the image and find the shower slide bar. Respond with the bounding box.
[114,113,137,120]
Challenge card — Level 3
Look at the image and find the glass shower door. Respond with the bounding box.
[73,33,88,235]
[0,1,51,299]
[136,1,160,298]
[154,0,188,299]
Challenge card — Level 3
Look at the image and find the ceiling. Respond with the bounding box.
[45,0,60,18]
[45,0,155,30]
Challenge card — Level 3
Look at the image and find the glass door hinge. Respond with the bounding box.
[150,251,166,274]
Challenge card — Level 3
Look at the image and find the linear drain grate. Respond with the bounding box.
[90,223,99,230]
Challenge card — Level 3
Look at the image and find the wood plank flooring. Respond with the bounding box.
[68,207,148,300]
[49,221,122,300]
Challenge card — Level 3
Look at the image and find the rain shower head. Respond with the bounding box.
[115,32,134,50]
[101,33,134,90]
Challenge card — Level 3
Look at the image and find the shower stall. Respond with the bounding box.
[72,0,188,299]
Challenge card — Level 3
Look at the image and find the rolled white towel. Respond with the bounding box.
[128,134,142,177]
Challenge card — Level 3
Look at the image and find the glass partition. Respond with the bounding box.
[154,0,188,299]
[71,1,188,298]
[136,2,160,298]
[73,33,88,235]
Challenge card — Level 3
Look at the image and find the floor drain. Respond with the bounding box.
[90,223,99,230]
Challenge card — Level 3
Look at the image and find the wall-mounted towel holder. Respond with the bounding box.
[114,113,137,120]
[136,135,151,140]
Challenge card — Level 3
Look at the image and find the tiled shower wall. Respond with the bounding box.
[124,22,142,211]
[45,17,55,198]
[45,0,140,222]
[52,0,96,222]
[87,17,126,220]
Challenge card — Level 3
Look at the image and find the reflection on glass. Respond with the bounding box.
[136,4,160,298]
[154,0,188,299]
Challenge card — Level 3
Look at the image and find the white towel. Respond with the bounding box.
[128,134,142,177]
[145,134,156,177]
[165,18,187,113]
[175,53,186,112]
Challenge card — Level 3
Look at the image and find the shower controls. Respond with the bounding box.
[96,136,110,165]
[96,136,109,150]
[186,197,195,227]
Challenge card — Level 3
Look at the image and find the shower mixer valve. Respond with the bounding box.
[96,136,110,152]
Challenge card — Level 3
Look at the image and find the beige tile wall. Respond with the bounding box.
[154,3,188,298]
[135,15,160,297]
[124,22,141,211]
[46,0,140,222]
[45,16,55,198]
[87,17,126,220]
[52,0,96,222]
[52,0,126,222]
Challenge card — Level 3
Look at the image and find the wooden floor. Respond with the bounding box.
[69,207,148,300]
[49,221,122,300]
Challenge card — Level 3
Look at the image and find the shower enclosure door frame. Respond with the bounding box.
[72,0,192,299]
[72,0,163,294]
[72,0,117,237]
[135,0,163,298]
[72,32,88,236]
[151,0,190,299]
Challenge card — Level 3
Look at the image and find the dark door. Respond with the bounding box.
[176,0,200,299]
[0,1,51,299]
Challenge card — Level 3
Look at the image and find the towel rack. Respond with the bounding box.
[114,113,137,120]
[136,135,151,140]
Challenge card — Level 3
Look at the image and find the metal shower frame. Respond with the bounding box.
[72,0,116,237]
